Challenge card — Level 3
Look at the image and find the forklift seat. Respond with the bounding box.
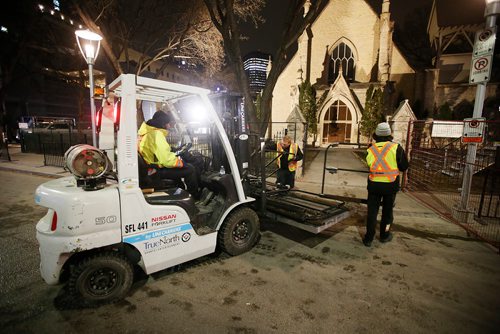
[138,153,178,190]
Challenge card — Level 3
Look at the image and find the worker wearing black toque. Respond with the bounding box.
[362,122,409,247]
[138,110,199,198]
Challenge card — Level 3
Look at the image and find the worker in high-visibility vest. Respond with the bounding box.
[362,122,408,247]
[266,135,303,189]
[138,110,199,198]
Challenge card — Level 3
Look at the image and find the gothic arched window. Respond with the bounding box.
[328,42,356,84]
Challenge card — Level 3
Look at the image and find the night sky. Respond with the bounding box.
[240,0,433,57]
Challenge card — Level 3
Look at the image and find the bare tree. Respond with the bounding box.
[203,0,327,136]
[203,0,264,131]
[73,0,225,78]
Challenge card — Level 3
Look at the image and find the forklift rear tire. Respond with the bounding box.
[218,207,260,256]
[69,252,134,304]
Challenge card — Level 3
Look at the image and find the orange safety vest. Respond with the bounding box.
[366,142,399,183]
[277,142,298,172]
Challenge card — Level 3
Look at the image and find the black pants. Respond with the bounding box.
[157,163,199,197]
[180,151,204,179]
[365,192,396,242]
[277,168,296,188]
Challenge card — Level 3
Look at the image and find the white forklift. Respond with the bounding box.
[35,75,260,303]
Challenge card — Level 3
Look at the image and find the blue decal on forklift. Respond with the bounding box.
[123,224,192,243]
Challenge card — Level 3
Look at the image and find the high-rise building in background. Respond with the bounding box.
[243,52,271,98]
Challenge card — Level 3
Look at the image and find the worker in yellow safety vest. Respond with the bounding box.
[362,122,408,247]
[265,135,303,189]
[138,110,199,198]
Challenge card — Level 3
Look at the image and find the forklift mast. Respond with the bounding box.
[209,93,249,177]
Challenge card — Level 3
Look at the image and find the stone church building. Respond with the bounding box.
[271,0,496,146]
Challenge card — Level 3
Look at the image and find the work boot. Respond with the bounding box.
[362,238,372,247]
[380,232,393,243]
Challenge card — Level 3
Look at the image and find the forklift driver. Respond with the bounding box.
[138,110,200,199]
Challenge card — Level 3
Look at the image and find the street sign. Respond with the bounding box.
[470,27,496,85]
[473,27,496,57]
[462,118,486,143]
[470,55,493,84]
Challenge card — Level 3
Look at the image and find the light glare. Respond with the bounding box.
[84,44,95,58]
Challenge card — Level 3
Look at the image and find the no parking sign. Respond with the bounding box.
[470,27,496,84]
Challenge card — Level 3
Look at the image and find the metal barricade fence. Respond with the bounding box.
[404,119,500,250]
[33,131,90,167]
[42,142,69,167]
[246,122,307,179]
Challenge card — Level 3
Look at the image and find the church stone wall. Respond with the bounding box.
[308,0,381,84]
[272,0,382,125]
[272,57,301,123]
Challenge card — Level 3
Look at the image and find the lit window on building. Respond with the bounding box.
[243,52,271,96]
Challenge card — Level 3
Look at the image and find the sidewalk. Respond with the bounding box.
[295,147,434,216]
[0,144,70,178]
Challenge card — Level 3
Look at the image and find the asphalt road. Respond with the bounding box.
[0,170,499,334]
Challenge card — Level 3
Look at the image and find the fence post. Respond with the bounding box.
[20,131,25,153]
[260,137,267,215]
[37,133,42,154]
[59,133,64,156]
[302,122,308,177]
[401,120,412,190]
[460,13,497,214]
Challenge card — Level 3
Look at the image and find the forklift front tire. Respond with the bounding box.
[218,207,260,256]
[68,252,134,304]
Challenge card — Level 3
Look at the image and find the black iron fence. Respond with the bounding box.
[20,130,90,167]
[404,120,500,251]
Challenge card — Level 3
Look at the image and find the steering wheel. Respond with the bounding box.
[175,142,192,156]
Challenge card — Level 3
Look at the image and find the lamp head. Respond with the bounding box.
[75,30,102,65]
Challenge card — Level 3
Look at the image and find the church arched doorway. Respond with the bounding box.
[322,100,353,143]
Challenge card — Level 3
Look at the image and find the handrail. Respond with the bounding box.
[321,143,339,194]
[320,142,369,195]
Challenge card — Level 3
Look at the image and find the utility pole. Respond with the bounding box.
[460,0,500,216]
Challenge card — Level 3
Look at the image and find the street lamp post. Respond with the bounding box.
[75,29,102,147]
[460,0,500,214]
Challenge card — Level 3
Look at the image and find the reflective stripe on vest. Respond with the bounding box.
[367,142,399,182]
[277,142,298,171]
